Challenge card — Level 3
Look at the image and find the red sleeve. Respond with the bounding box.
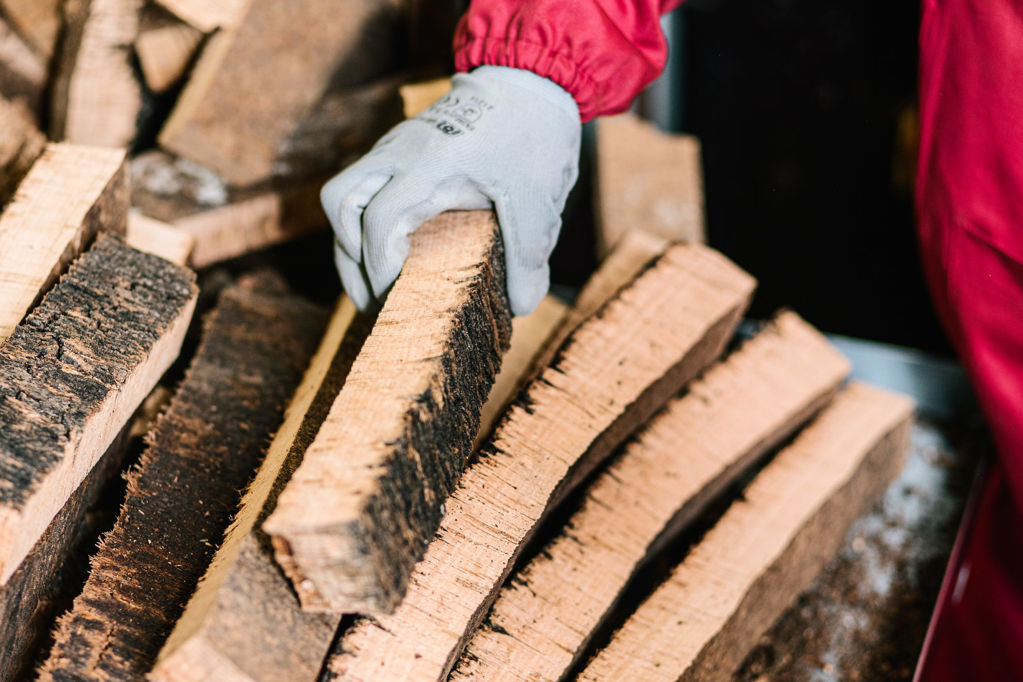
[453,0,685,122]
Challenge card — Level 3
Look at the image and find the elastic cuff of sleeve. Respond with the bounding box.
[469,65,581,123]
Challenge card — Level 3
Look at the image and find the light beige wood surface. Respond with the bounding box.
[0,0,60,59]
[0,15,45,108]
[580,383,914,681]
[452,312,851,681]
[136,19,202,93]
[154,0,249,32]
[323,243,755,681]
[0,95,45,203]
[0,143,127,342]
[126,212,195,266]
[399,77,450,118]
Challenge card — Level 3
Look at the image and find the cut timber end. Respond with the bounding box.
[451,312,851,681]
[0,142,127,341]
[0,95,45,204]
[0,235,197,586]
[39,274,327,681]
[579,383,915,682]
[595,113,705,255]
[126,212,195,266]
[324,242,755,682]
[264,210,512,614]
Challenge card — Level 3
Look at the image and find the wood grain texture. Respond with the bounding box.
[0,95,44,204]
[158,0,402,186]
[38,274,327,681]
[0,0,60,59]
[0,235,197,586]
[150,299,372,682]
[0,142,127,341]
[452,312,850,681]
[323,243,755,681]
[596,113,705,255]
[153,0,248,32]
[580,383,914,682]
[135,18,202,93]
[0,15,45,109]
[126,212,195,266]
[265,210,512,614]
[50,0,142,147]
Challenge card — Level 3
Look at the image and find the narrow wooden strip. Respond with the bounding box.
[0,0,60,59]
[51,0,142,147]
[595,113,705,255]
[324,243,756,681]
[153,0,248,33]
[452,312,850,680]
[135,19,202,93]
[38,274,328,681]
[265,210,512,614]
[0,235,197,585]
[580,383,914,682]
[126,212,195,266]
[0,15,44,109]
[0,95,45,204]
[159,0,401,186]
[0,142,127,341]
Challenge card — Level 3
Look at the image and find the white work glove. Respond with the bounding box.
[320,65,581,316]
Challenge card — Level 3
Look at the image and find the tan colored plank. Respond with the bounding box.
[158,0,403,186]
[0,143,127,342]
[323,243,755,681]
[0,15,45,109]
[452,312,850,680]
[0,95,44,204]
[400,77,450,118]
[595,113,705,256]
[0,235,198,586]
[0,0,60,59]
[126,211,195,266]
[580,383,914,682]
[264,211,512,614]
[136,19,202,93]
[153,0,248,33]
[51,0,142,147]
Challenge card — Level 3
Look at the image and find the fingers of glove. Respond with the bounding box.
[493,191,561,316]
[321,168,391,260]
[334,241,375,312]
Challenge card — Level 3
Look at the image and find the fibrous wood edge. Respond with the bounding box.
[595,113,705,256]
[0,0,60,59]
[135,18,202,93]
[153,0,248,33]
[452,312,851,681]
[264,210,512,614]
[0,235,197,586]
[0,94,45,204]
[126,211,195,266]
[0,15,45,109]
[158,0,402,186]
[51,0,142,148]
[580,383,915,682]
[0,142,128,341]
[38,273,328,681]
[324,242,756,681]
[150,297,372,682]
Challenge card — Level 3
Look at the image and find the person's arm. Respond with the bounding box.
[321,0,682,315]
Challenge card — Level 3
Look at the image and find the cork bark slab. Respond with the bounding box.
[135,18,203,93]
[38,274,327,681]
[264,210,512,615]
[0,95,45,205]
[451,312,851,681]
[0,0,61,59]
[0,16,45,110]
[153,0,247,33]
[580,383,915,682]
[323,242,756,681]
[0,142,127,342]
[0,235,197,586]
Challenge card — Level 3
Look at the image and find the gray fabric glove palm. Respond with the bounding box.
[320,65,581,316]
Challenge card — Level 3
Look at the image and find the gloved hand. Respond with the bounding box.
[320,65,581,316]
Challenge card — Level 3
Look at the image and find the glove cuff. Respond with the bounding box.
[469,65,581,124]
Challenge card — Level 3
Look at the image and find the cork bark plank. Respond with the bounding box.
[126,212,195,267]
[452,312,851,681]
[264,210,512,614]
[0,0,60,59]
[50,0,142,148]
[38,274,328,681]
[135,18,202,93]
[0,142,128,342]
[0,235,197,586]
[158,0,402,186]
[153,0,247,33]
[595,113,705,255]
[324,242,756,681]
[0,95,45,204]
[580,383,915,682]
[0,15,44,109]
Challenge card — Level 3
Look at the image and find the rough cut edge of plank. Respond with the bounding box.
[0,94,45,204]
[0,0,60,59]
[126,211,195,266]
[135,19,203,93]
[0,423,131,682]
[400,77,450,118]
[595,113,705,256]
[324,243,756,681]
[152,296,368,675]
[451,312,851,681]
[153,0,249,32]
[172,183,326,267]
[0,142,128,341]
[0,235,197,586]
[0,15,45,109]
[580,383,915,682]
[265,210,512,614]
[38,273,328,681]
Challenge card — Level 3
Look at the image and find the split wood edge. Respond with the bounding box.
[126,212,195,266]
